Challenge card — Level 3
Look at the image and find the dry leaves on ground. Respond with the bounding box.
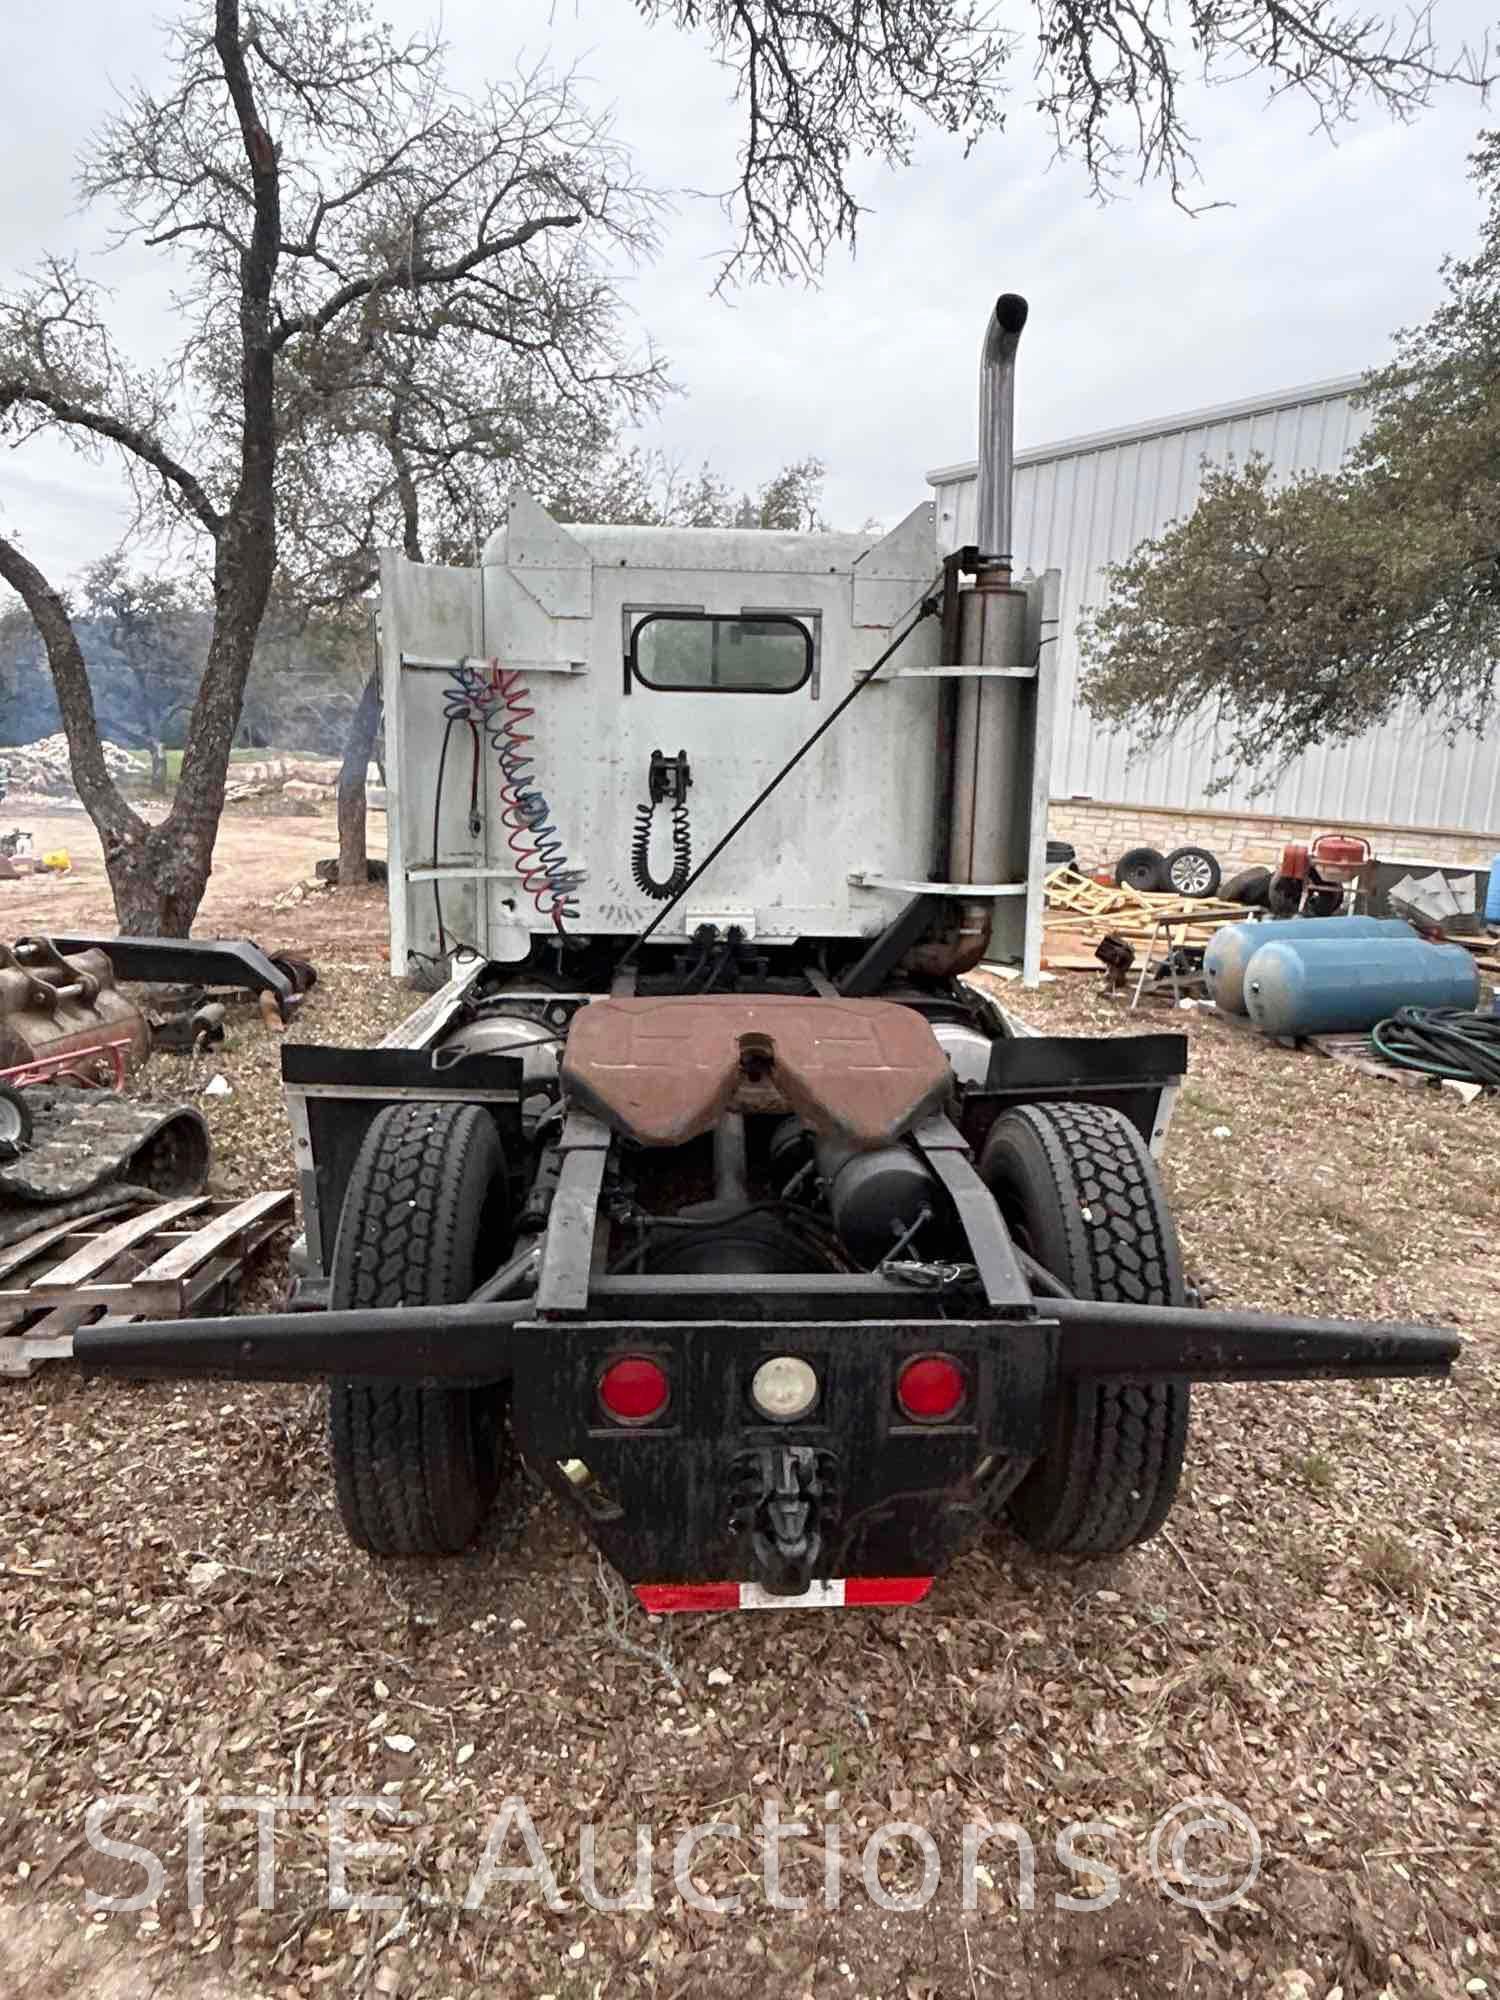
[1,970,1496,2000]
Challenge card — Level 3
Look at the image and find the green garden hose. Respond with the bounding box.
[1368,1006,1500,1087]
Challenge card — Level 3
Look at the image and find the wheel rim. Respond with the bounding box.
[1171,856,1213,895]
[0,1095,25,1153]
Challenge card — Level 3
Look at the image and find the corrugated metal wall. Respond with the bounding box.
[929,380,1500,833]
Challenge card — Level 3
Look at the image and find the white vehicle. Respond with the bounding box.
[79,296,1457,1612]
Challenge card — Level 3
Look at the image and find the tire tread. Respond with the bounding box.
[981,1100,1190,1554]
[328,1101,506,1556]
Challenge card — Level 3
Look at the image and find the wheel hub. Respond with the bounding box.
[1172,856,1213,895]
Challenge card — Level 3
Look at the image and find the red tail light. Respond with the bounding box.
[597,1354,670,1424]
[896,1353,966,1422]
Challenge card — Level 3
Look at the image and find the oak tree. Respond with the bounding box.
[1079,133,1500,791]
[0,1,654,930]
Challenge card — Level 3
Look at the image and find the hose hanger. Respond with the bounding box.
[631,749,693,902]
[441,658,581,933]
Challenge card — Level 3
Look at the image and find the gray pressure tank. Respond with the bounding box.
[1243,934,1480,1038]
[1205,916,1414,1015]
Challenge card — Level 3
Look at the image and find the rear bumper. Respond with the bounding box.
[72,1292,1457,1589]
[70,1291,1460,1389]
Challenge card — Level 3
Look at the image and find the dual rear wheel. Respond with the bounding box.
[324,1097,1190,1562]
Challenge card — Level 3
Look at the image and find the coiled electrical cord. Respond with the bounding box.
[442,659,580,931]
[1369,1006,1500,1087]
[630,794,692,901]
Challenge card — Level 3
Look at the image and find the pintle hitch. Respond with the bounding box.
[731,1444,838,1596]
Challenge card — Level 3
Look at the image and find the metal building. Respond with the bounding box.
[929,377,1499,837]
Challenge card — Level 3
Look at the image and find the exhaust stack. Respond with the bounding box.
[947,292,1032,898]
[975,293,1028,569]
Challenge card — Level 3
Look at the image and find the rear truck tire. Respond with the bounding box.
[328,1101,512,1556]
[979,1100,1190,1555]
[1222,864,1272,908]
[1163,844,1222,899]
[1114,845,1168,895]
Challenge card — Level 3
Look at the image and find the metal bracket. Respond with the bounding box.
[406,864,590,885]
[885,665,1037,680]
[910,1113,1031,1309]
[536,1110,612,1318]
[399,653,587,675]
[849,873,1027,898]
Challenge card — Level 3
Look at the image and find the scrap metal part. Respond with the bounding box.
[0,1087,210,1204]
[0,941,149,1086]
[22,935,312,1019]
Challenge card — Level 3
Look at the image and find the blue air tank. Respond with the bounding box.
[1243,935,1480,1038]
[1204,917,1413,1016]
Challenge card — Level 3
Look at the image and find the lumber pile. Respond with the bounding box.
[1042,866,1248,971]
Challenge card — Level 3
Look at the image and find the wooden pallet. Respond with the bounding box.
[1044,866,1150,916]
[0,1191,292,1379]
[1204,1011,1448,1087]
[1044,871,1249,939]
[1303,1033,1433,1088]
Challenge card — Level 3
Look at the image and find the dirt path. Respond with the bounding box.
[1,799,388,954]
[0,1903,244,2000]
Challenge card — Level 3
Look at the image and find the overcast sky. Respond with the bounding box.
[2,0,1493,581]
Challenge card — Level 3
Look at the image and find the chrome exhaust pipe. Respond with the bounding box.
[975,293,1028,571]
[948,292,1031,896]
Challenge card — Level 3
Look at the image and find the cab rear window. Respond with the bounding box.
[629,612,812,693]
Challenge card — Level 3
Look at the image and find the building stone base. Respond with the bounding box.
[1049,800,1499,875]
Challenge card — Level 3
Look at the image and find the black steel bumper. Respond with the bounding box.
[70,1291,1460,1388]
[72,1292,1457,1587]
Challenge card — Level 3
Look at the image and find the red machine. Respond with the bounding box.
[1269,832,1371,917]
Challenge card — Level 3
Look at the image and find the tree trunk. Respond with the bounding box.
[155,585,273,933]
[0,0,283,939]
[0,533,165,924]
[108,821,220,934]
[336,666,381,886]
[150,741,168,793]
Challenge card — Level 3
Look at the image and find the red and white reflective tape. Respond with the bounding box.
[634,1576,933,1614]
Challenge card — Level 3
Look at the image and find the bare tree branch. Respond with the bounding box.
[0,374,224,536]
[640,0,1490,282]
[270,214,585,348]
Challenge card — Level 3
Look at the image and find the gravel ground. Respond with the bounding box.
[1,970,1496,2000]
